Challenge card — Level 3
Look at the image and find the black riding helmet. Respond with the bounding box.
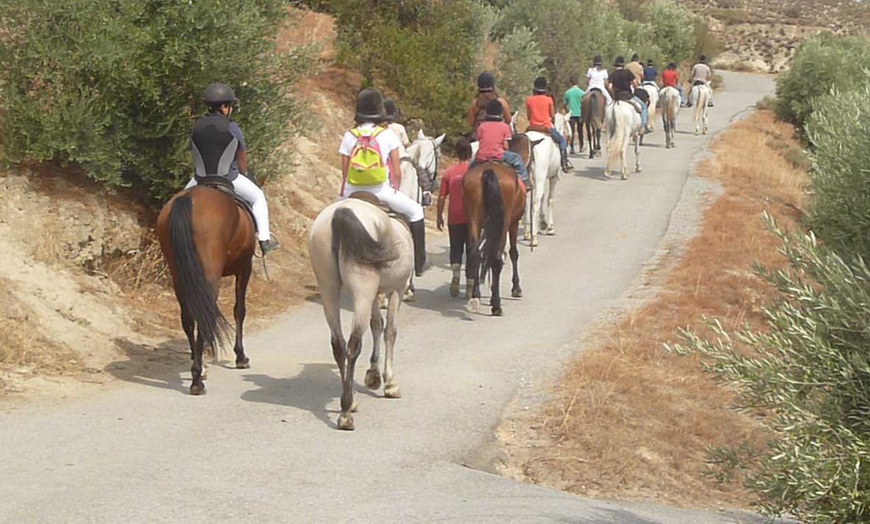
[631,53,639,62]
[202,83,238,106]
[484,99,504,121]
[699,54,707,63]
[355,88,386,123]
[384,98,399,121]
[533,76,548,94]
[478,71,496,92]
[614,56,626,67]
[593,55,603,66]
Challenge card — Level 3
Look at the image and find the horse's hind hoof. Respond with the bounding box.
[511,288,522,298]
[364,368,382,390]
[236,357,250,369]
[492,306,503,316]
[546,228,555,236]
[467,297,480,313]
[449,279,460,298]
[190,383,205,396]
[384,384,401,399]
[337,413,354,431]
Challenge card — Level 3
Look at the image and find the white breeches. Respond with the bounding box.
[342,182,424,222]
[185,176,271,241]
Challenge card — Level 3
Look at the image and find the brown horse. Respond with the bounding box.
[156,181,256,395]
[462,163,526,316]
[582,90,606,159]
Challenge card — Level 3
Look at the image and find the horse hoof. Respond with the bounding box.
[350,401,359,413]
[546,228,556,236]
[190,383,205,396]
[236,358,250,369]
[384,384,402,399]
[511,287,522,298]
[468,297,480,313]
[635,167,642,173]
[492,306,503,316]
[403,290,415,302]
[449,279,460,298]
[364,368,382,390]
[523,232,531,241]
[621,173,628,180]
[337,413,354,431]
[530,238,539,248]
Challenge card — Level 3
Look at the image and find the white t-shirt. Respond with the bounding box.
[586,67,609,92]
[338,123,402,186]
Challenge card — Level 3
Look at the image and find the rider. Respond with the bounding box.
[526,77,573,173]
[643,59,658,85]
[437,137,472,285]
[563,74,585,154]
[469,99,530,188]
[186,83,279,255]
[626,54,644,82]
[609,56,651,134]
[661,62,686,106]
[383,98,411,153]
[586,55,612,105]
[687,55,714,108]
[338,88,431,276]
[468,71,512,140]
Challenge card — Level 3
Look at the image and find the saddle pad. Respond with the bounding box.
[194,176,257,232]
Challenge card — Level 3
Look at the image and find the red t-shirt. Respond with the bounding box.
[526,94,553,129]
[662,69,679,88]
[475,121,512,162]
[439,161,469,225]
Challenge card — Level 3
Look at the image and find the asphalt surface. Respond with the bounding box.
[0,72,781,523]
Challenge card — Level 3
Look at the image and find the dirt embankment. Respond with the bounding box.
[0,8,358,398]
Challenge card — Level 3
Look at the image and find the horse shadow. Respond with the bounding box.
[240,363,379,429]
[573,166,610,182]
[105,337,190,394]
[406,285,476,320]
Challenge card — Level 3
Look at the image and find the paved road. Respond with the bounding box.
[1,73,778,523]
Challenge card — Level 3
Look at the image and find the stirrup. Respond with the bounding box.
[259,238,280,255]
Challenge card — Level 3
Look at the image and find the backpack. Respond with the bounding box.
[347,127,388,186]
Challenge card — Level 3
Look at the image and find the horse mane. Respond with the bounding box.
[331,206,399,270]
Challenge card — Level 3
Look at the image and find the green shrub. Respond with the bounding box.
[774,33,870,131]
[495,27,545,110]
[672,216,870,522]
[0,0,306,202]
[805,82,870,260]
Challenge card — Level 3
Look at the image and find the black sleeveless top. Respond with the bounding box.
[190,113,240,181]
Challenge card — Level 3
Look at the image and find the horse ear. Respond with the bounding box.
[417,129,426,141]
[434,134,446,147]
[512,111,518,119]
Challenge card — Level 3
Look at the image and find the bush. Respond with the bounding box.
[673,217,870,522]
[774,33,870,131]
[805,82,870,260]
[495,27,545,110]
[0,0,306,202]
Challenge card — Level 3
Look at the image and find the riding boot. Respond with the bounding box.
[410,219,432,277]
[560,148,573,173]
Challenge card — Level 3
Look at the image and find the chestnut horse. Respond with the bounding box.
[156,181,256,395]
[463,164,526,316]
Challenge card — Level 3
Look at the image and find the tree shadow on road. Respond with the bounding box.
[240,363,380,429]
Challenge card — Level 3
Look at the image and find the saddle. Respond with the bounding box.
[347,192,410,228]
[194,175,257,232]
[525,125,552,135]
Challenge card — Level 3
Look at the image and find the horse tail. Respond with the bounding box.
[606,103,625,167]
[590,94,600,129]
[168,194,230,351]
[479,169,505,280]
[331,207,398,269]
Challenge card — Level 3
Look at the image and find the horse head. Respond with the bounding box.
[407,132,444,195]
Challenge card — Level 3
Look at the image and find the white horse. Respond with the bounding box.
[554,110,570,143]
[308,197,414,431]
[659,86,681,149]
[641,82,659,131]
[523,131,561,247]
[689,83,711,135]
[399,129,445,206]
[605,100,642,180]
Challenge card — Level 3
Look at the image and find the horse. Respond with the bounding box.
[399,129,445,206]
[659,86,681,149]
[581,90,606,159]
[641,83,660,132]
[462,164,526,316]
[689,83,711,135]
[554,110,570,147]
[605,100,642,180]
[156,180,256,395]
[308,196,414,431]
[524,130,561,247]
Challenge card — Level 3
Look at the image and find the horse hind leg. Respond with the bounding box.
[365,297,384,391]
[490,255,504,316]
[232,261,252,369]
[383,290,401,399]
[509,222,522,298]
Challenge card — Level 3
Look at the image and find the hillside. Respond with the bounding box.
[680,0,870,71]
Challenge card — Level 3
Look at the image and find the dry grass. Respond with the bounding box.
[509,111,807,509]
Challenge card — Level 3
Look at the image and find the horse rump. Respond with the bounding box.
[331,206,398,269]
[479,169,506,279]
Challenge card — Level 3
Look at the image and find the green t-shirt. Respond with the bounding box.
[564,85,585,117]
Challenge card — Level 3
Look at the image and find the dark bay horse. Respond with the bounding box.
[582,90,606,159]
[156,182,256,395]
[463,164,526,316]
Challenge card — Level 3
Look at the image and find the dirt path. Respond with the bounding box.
[0,72,782,523]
